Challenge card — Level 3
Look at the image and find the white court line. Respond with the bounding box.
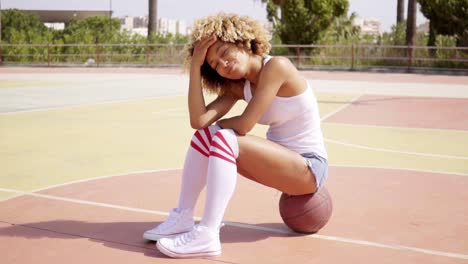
[331,164,468,177]
[319,93,468,161]
[325,138,468,160]
[0,187,467,260]
[320,94,363,122]
[0,94,185,115]
[31,168,180,193]
[324,121,468,134]
[0,169,180,204]
[151,108,186,115]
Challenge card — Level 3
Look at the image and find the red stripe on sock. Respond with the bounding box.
[209,151,237,165]
[203,127,212,144]
[194,131,209,152]
[191,141,209,157]
[211,141,235,159]
[215,132,235,158]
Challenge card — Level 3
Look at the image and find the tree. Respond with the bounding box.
[1,9,47,43]
[418,0,468,47]
[262,0,349,44]
[148,0,158,38]
[63,16,121,43]
[319,12,361,44]
[397,0,405,24]
[406,0,417,46]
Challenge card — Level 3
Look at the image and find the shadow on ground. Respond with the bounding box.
[0,220,305,259]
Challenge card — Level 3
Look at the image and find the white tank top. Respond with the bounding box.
[243,56,328,159]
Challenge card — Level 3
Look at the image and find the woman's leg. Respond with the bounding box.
[200,129,239,229]
[236,134,318,195]
[177,125,220,210]
[157,129,239,257]
[143,126,220,241]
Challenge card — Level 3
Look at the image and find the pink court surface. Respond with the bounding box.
[0,67,467,263]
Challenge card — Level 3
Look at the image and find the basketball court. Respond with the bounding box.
[0,67,467,263]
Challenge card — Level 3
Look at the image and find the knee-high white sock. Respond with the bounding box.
[177,125,220,211]
[200,129,239,230]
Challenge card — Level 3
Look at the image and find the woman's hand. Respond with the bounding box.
[192,35,217,68]
[216,116,246,136]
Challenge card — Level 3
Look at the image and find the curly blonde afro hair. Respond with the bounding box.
[185,13,271,95]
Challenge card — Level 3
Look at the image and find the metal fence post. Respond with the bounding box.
[96,44,100,67]
[47,44,51,67]
[351,44,355,70]
[407,45,413,73]
[146,44,149,65]
[296,46,301,67]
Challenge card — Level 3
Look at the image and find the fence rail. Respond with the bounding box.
[0,43,467,72]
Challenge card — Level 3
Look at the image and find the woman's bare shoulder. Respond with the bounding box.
[262,56,298,81]
[265,56,297,74]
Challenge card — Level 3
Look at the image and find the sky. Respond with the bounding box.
[2,0,427,32]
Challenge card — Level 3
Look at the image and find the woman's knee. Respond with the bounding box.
[191,125,221,144]
[211,129,239,158]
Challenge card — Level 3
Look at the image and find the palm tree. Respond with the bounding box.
[397,0,405,24]
[148,0,157,38]
[406,0,416,46]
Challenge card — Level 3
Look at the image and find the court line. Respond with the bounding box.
[0,169,180,204]
[318,94,468,161]
[320,94,363,122]
[0,187,466,260]
[2,162,465,207]
[31,168,180,193]
[325,138,468,160]
[145,99,468,161]
[0,94,185,115]
[331,164,468,177]
[324,121,468,134]
[151,108,186,115]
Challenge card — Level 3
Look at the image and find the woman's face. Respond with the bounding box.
[205,40,249,80]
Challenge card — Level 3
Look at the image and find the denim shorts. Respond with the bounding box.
[300,152,329,190]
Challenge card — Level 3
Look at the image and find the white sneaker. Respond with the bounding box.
[143,208,194,241]
[156,225,221,258]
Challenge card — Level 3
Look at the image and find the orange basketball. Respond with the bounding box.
[279,187,333,233]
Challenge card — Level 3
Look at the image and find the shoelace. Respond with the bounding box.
[174,228,199,247]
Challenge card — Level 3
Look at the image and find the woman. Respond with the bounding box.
[144,13,328,258]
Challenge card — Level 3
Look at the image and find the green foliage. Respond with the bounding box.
[1,9,47,43]
[1,8,465,69]
[418,0,468,46]
[380,23,407,46]
[0,9,188,65]
[63,16,121,44]
[263,0,349,44]
[318,12,361,45]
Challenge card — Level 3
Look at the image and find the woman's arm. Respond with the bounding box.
[218,57,291,135]
[190,92,239,129]
[188,36,239,129]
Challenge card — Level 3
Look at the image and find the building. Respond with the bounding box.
[353,17,382,36]
[157,17,188,35]
[119,15,189,36]
[133,16,148,28]
[120,16,134,30]
[417,21,430,34]
[22,10,112,24]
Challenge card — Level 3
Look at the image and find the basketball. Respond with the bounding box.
[279,187,333,233]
